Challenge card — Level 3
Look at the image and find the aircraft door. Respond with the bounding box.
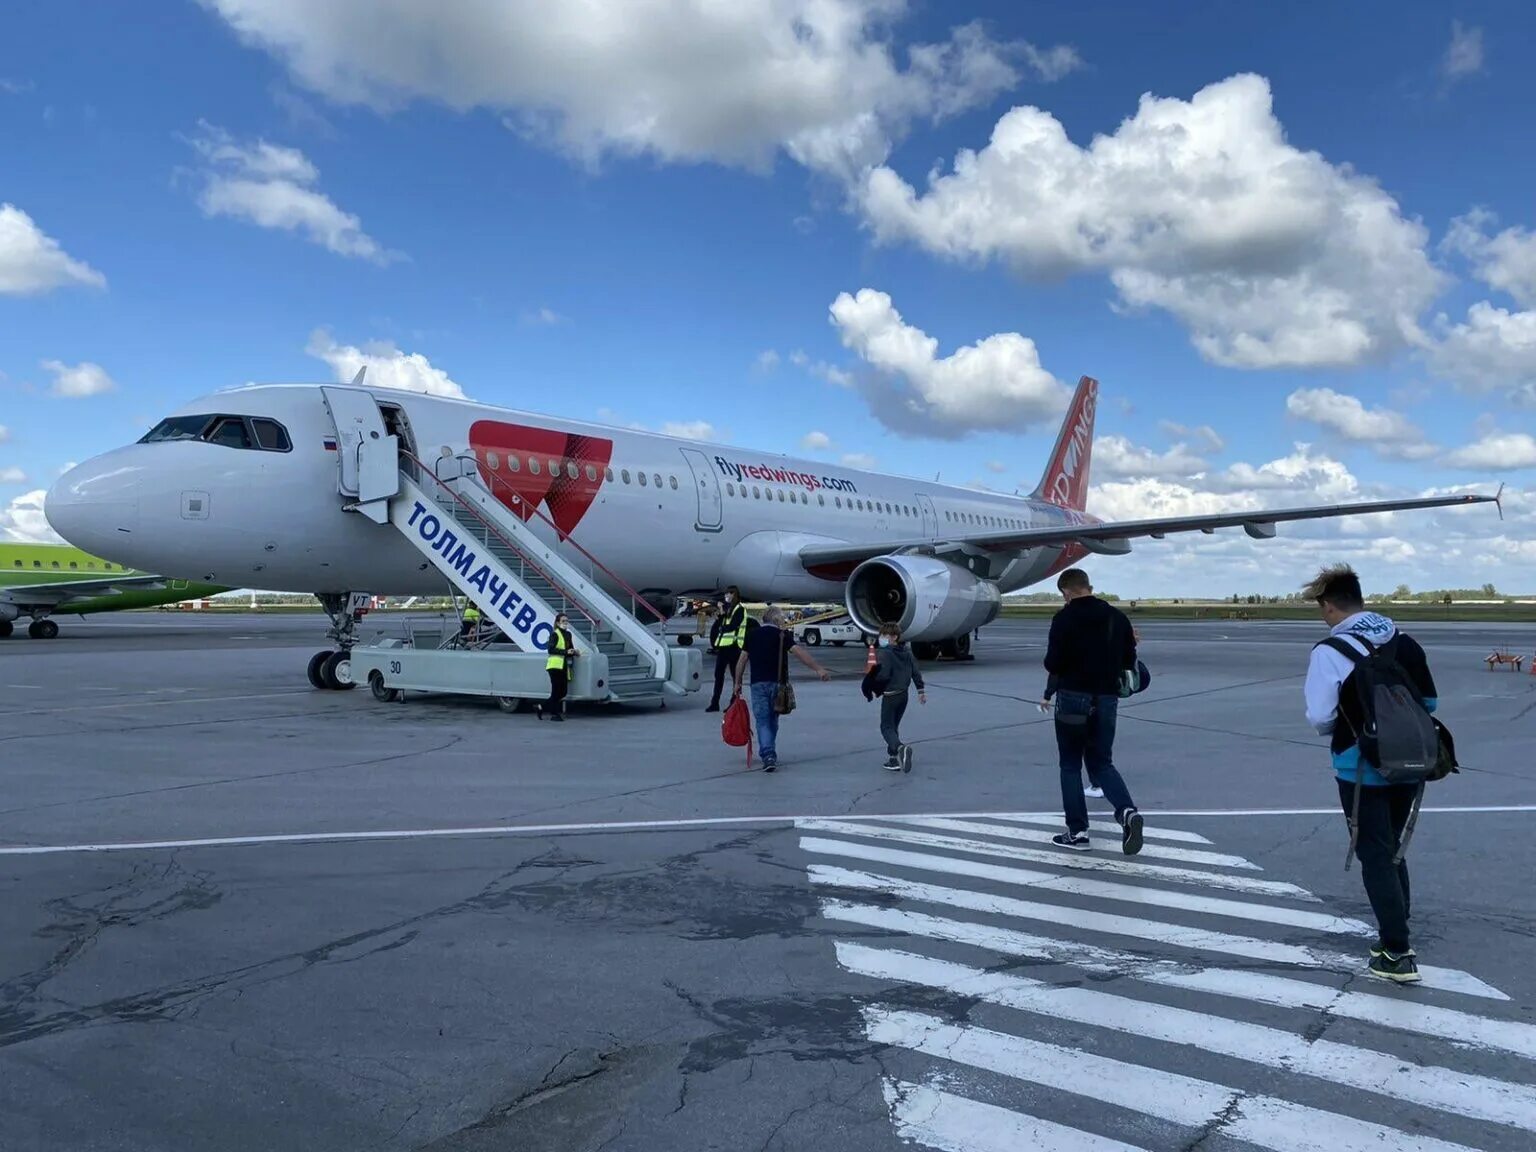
[320,386,399,522]
[917,493,938,538]
[679,447,723,532]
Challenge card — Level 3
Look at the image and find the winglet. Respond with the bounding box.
[1495,482,1505,521]
[351,366,367,386]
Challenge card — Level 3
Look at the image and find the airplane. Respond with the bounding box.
[0,541,228,638]
[43,375,1495,680]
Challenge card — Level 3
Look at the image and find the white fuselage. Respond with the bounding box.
[46,385,1090,604]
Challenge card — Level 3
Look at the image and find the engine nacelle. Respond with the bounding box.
[846,555,1001,642]
[0,603,18,623]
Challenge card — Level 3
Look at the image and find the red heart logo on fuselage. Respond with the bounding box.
[468,421,613,539]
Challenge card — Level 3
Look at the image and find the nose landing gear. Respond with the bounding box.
[307,592,370,690]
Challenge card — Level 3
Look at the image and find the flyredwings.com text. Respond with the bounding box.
[713,456,858,494]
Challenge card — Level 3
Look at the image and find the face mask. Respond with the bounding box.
[878,637,891,648]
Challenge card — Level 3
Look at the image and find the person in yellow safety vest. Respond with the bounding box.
[461,602,482,641]
[537,612,577,721]
[706,585,748,712]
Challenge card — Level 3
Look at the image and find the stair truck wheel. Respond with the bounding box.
[369,671,400,702]
[804,628,821,646]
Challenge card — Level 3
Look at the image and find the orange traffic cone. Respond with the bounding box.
[865,643,878,673]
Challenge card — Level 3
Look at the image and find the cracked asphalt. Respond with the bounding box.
[1,613,1533,1150]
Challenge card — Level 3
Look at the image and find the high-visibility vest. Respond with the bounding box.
[464,605,481,622]
[717,604,747,648]
[546,628,569,671]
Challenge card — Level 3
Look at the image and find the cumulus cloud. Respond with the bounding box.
[1093,435,1207,479]
[841,452,878,469]
[858,74,1444,370]
[1442,210,1536,308]
[198,1,1078,179]
[828,288,1070,438]
[0,489,63,543]
[660,421,715,441]
[755,350,781,373]
[801,430,834,452]
[1158,421,1225,452]
[1428,302,1536,408]
[0,204,107,295]
[0,467,26,483]
[305,329,465,398]
[187,122,398,263]
[42,360,116,398]
[1442,22,1485,85]
[985,459,1008,474]
[1283,387,1436,458]
[521,306,566,326]
[789,349,854,388]
[1441,432,1536,471]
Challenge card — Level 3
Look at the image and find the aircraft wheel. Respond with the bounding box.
[0,620,12,638]
[307,650,332,689]
[952,632,974,660]
[912,640,940,661]
[323,650,356,690]
[29,619,59,640]
[804,629,822,646]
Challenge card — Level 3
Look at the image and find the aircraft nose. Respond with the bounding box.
[46,449,144,553]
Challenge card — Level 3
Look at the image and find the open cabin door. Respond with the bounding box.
[321,385,399,523]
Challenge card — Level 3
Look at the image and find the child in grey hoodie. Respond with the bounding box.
[861,622,927,771]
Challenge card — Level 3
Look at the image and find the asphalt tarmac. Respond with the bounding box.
[1,612,1533,1151]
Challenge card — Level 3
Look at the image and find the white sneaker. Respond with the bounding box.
[1084,785,1105,799]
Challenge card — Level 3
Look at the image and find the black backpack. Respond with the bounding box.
[1318,632,1458,867]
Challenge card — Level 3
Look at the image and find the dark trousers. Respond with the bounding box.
[1337,778,1417,953]
[710,646,739,706]
[879,691,909,756]
[1055,692,1136,835]
[545,668,568,714]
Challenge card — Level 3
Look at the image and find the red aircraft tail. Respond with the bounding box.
[1031,376,1098,512]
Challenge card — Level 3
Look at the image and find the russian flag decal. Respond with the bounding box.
[323,437,338,451]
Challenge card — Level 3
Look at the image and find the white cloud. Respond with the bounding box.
[188,122,397,263]
[859,74,1444,370]
[0,204,106,295]
[789,348,854,388]
[1283,387,1436,458]
[801,430,834,452]
[0,426,9,444]
[1442,432,1536,471]
[1158,421,1225,452]
[1204,443,1362,502]
[305,329,465,398]
[0,489,63,543]
[1442,22,1485,84]
[0,78,34,95]
[828,288,1070,438]
[198,1,1078,179]
[1442,210,1536,308]
[0,467,26,483]
[660,421,715,441]
[1094,435,1207,479]
[841,452,878,469]
[521,306,566,326]
[42,360,116,398]
[1428,302,1536,408]
[984,459,1008,474]
[755,350,781,373]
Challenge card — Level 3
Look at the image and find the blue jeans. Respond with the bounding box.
[750,682,780,763]
[1055,691,1136,835]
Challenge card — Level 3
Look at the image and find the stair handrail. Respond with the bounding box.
[434,451,671,626]
[404,451,600,632]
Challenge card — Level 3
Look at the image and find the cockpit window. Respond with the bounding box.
[138,413,292,453]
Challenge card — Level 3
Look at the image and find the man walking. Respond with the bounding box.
[1303,564,1438,984]
[1040,568,1144,855]
[734,605,830,771]
[706,586,747,713]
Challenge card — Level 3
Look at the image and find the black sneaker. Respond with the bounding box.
[1370,944,1417,959]
[883,756,901,772]
[1121,810,1144,856]
[705,703,721,713]
[1367,950,1421,984]
[1051,832,1091,851]
[900,745,913,773]
[762,757,777,773]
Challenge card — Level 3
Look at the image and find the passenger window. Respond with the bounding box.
[604,467,614,482]
[33,560,41,568]
[207,417,253,449]
[621,469,630,483]
[817,494,825,506]
[509,455,521,472]
[586,464,598,482]
[639,472,648,486]
[653,473,662,488]
[727,483,735,496]
[776,490,785,502]
[11,560,18,567]
[51,561,60,569]
[251,419,291,451]
[69,561,78,569]
[530,458,542,475]
[669,475,678,490]
[567,461,579,480]
[753,487,761,499]
[487,451,501,470]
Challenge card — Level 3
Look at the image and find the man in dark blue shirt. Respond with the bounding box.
[733,606,830,771]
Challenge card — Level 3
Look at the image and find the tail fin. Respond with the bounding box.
[1031,375,1098,511]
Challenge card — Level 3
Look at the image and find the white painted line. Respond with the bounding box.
[2,805,1533,857]
[882,816,1261,870]
[985,814,1214,844]
[825,901,1532,1054]
[798,832,1364,935]
[810,866,1508,1002]
[883,1080,1148,1152]
[840,944,1536,1130]
[798,819,1310,900]
[869,1009,1487,1152]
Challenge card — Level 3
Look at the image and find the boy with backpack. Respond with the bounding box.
[1303,564,1454,985]
[862,622,926,771]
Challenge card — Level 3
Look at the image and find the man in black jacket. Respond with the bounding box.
[1040,568,1145,855]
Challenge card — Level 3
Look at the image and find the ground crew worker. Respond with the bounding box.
[706,586,747,712]
[460,602,482,642]
[537,613,577,721]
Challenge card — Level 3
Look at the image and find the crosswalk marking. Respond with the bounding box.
[800,833,1372,934]
[841,942,1536,1129]
[794,814,1530,1151]
[983,813,1214,844]
[809,865,1506,1000]
[884,1081,1150,1152]
[824,901,1536,1056]
[883,816,1259,869]
[869,1009,1488,1152]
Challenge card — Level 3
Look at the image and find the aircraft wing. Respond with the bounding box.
[798,491,1498,572]
[0,574,174,610]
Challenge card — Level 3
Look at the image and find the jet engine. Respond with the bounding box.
[0,603,18,622]
[846,554,1001,643]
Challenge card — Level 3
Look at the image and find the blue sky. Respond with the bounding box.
[2,1,1532,596]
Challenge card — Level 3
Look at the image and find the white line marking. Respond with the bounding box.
[2,805,1532,857]
[840,944,1536,1130]
[810,867,1508,1002]
[883,1080,1148,1152]
[869,1010,1488,1152]
[985,814,1213,844]
[881,816,1260,870]
[798,820,1309,899]
[798,832,1365,935]
[826,900,1531,1052]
